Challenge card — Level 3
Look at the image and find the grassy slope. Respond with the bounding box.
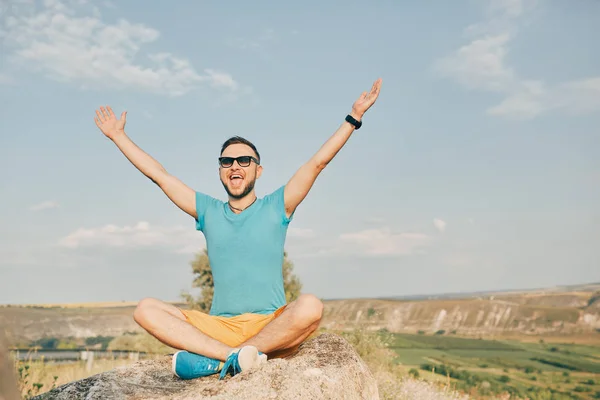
[390,332,600,399]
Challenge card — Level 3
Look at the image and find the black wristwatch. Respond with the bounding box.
[345,114,362,130]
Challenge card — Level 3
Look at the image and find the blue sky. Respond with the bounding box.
[0,0,598,304]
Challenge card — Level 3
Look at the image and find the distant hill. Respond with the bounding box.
[376,282,600,301]
[322,282,600,343]
[2,282,599,344]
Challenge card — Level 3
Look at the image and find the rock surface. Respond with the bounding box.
[32,333,379,400]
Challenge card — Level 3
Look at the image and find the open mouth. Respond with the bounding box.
[229,174,243,186]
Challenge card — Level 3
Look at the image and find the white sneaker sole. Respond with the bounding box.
[172,350,184,377]
[258,353,268,364]
[236,346,261,372]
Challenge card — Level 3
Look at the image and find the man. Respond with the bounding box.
[93,78,382,380]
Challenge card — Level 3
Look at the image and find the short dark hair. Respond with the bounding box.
[220,136,260,163]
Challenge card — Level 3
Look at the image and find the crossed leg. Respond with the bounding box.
[240,294,323,358]
[133,294,323,362]
[133,298,233,361]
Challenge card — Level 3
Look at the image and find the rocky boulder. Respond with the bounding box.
[32,333,379,400]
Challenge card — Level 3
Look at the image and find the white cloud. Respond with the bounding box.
[336,228,432,256]
[433,1,600,119]
[1,0,240,96]
[30,201,59,211]
[59,221,205,254]
[286,225,436,258]
[58,222,309,256]
[434,33,515,93]
[203,69,239,91]
[485,80,546,118]
[1,220,204,268]
[433,218,447,233]
[559,77,600,114]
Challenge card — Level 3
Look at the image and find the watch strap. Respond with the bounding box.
[345,114,362,130]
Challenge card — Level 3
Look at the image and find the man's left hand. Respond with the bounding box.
[350,78,382,120]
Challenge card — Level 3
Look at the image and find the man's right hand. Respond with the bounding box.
[95,106,127,140]
[93,105,198,219]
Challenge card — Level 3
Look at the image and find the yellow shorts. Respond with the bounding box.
[179,305,296,357]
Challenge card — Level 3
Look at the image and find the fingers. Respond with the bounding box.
[368,78,381,94]
[95,106,119,124]
[367,78,381,101]
[95,109,104,123]
[375,78,382,92]
[371,79,381,94]
[94,116,101,128]
[100,106,110,120]
[121,111,127,123]
[358,79,381,103]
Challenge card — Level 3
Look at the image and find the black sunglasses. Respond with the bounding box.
[218,156,260,168]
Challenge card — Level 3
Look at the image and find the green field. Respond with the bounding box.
[388,332,600,399]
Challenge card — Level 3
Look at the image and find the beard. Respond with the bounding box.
[221,176,256,200]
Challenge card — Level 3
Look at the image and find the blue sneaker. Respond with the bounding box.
[172,350,222,380]
[218,346,266,380]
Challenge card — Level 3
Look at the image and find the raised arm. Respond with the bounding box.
[94,106,197,218]
[283,78,382,217]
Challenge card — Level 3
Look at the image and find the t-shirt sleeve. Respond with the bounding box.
[265,185,294,225]
[194,192,216,231]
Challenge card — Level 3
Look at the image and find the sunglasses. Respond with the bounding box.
[218,156,260,168]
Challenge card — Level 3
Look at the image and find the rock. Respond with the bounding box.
[32,333,379,400]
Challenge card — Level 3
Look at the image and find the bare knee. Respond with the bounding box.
[133,297,163,326]
[293,294,323,328]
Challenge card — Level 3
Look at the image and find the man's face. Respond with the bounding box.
[219,143,262,199]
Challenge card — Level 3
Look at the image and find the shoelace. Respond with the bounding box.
[219,351,241,380]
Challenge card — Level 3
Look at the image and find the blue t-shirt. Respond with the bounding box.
[194,185,293,317]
